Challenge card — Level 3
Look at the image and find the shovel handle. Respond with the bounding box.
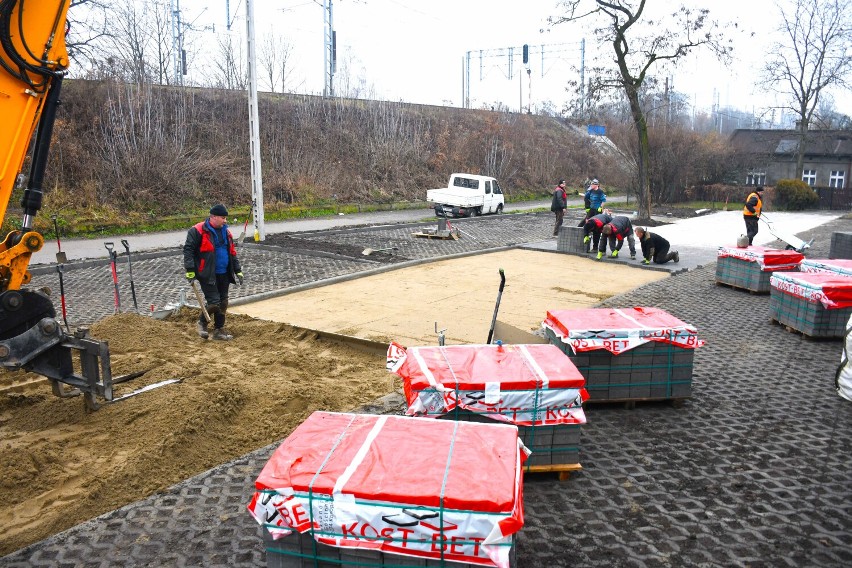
[121,239,130,252]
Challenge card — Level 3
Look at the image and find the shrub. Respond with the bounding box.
[774,179,819,210]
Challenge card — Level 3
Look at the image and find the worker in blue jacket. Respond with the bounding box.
[578,179,607,227]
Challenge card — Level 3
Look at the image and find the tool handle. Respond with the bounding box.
[51,215,62,252]
[121,239,130,252]
[104,242,114,253]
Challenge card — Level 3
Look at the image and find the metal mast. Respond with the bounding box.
[245,0,265,240]
[323,0,335,96]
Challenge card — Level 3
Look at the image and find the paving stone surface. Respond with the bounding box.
[5,212,852,568]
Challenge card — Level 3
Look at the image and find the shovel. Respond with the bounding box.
[486,269,506,345]
[189,279,211,323]
[362,246,398,256]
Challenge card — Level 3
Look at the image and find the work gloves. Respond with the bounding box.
[642,259,650,265]
[237,272,244,285]
[584,208,590,214]
[583,235,591,244]
[596,252,603,260]
[186,271,195,282]
[611,250,619,258]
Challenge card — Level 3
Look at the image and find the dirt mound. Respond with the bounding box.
[0,311,393,555]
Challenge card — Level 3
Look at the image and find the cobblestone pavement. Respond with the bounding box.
[5,212,852,567]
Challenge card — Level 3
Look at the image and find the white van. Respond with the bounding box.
[426,174,505,218]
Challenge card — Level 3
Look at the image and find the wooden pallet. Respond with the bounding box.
[714,280,765,294]
[583,397,689,409]
[769,317,839,341]
[523,463,582,481]
[411,230,459,239]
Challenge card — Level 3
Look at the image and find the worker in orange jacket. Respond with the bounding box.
[743,186,764,245]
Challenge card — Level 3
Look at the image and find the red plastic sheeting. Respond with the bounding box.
[717,245,804,271]
[543,307,704,355]
[388,343,588,426]
[800,258,852,277]
[770,272,852,309]
[248,411,524,568]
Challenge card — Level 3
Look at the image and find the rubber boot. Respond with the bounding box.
[197,321,208,339]
[212,328,233,341]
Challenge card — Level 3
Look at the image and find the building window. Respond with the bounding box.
[746,172,766,186]
[802,169,817,186]
[829,171,845,188]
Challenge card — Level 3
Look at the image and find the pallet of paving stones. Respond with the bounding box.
[387,342,588,480]
[769,272,852,338]
[715,245,803,293]
[542,307,703,403]
[829,231,852,260]
[248,412,523,568]
[799,258,852,277]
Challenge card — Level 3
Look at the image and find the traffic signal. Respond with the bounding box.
[522,44,529,64]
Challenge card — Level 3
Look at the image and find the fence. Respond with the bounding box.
[814,186,852,210]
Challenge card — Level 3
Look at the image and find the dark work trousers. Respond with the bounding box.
[198,273,230,329]
[603,233,637,256]
[553,209,565,236]
[745,216,759,245]
[653,242,672,263]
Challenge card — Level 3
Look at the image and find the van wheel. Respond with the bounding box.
[495,204,504,215]
[468,208,479,218]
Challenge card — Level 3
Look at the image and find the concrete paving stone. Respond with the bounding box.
[4,212,852,567]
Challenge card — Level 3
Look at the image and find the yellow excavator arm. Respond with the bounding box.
[1,1,117,411]
[0,0,69,291]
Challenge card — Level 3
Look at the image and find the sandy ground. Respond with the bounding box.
[0,250,664,555]
[232,249,666,346]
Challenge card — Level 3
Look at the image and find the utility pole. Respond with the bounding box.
[579,38,585,116]
[171,0,182,85]
[245,0,265,241]
[323,0,335,97]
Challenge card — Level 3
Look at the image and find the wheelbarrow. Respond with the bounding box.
[760,213,813,253]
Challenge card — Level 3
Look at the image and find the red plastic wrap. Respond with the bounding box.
[717,245,804,271]
[388,343,588,426]
[770,272,852,309]
[543,307,704,354]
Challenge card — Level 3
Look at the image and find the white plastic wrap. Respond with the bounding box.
[837,314,852,402]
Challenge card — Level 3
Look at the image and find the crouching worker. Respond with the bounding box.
[598,216,636,260]
[582,211,613,253]
[183,204,244,340]
[634,227,679,265]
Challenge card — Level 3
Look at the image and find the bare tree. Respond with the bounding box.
[551,1,729,218]
[258,31,295,93]
[763,0,852,178]
[209,34,246,90]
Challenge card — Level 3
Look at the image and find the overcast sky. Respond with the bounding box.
[172,0,849,120]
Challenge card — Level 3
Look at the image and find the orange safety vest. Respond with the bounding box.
[743,192,762,217]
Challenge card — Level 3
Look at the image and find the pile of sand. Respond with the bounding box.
[0,311,393,555]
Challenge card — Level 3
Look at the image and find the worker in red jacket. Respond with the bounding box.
[597,215,636,260]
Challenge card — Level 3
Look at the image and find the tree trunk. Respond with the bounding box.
[626,86,652,219]
[795,111,808,180]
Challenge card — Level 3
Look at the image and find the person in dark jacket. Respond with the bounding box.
[582,211,613,253]
[634,227,679,264]
[598,215,636,260]
[550,180,568,236]
[183,204,244,340]
[743,186,764,245]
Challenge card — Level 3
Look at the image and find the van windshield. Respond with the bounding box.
[493,181,502,195]
[453,177,480,189]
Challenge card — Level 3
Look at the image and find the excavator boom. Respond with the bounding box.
[1,0,115,411]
